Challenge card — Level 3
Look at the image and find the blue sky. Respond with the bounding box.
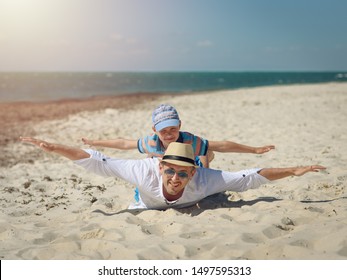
[0,0,346,71]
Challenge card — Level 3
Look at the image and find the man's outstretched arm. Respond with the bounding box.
[258,165,326,181]
[20,137,90,160]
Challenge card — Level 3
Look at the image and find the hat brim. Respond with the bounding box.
[155,119,180,131]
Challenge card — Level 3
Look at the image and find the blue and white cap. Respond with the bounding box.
[152,104,180,131]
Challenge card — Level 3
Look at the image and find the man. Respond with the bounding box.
[20,137,326,210]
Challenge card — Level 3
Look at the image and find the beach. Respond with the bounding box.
[0,82,346,260]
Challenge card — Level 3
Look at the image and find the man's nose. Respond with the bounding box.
[172,172,180,180]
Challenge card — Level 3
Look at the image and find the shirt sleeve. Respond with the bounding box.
[73,149,154,187]
[137,134,165,158]
[193,135,209,156]
[137,137,146,154]
[180,131,209,156]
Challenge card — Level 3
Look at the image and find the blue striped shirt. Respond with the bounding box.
[137,131,209,158]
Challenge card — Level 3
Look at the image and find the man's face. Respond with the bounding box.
[159,162,196,198]
[153,124,180,148]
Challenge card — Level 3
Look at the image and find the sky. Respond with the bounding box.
[0,0,346,72]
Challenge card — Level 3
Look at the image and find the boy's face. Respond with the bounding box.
[153,123,181,148]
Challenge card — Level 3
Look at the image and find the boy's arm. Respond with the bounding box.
[198,150,215,168]
[208,140,275,154]
[20,137,90,160]
[82,138,138,150]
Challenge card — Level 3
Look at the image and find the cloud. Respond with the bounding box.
[109,33,124,42]
[47,39,71,48]
[111,48,149,57]
[109,33,138,44]
[196,40,214,47]
[265,45,306,53]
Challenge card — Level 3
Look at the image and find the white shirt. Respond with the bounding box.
[74,149,269,209]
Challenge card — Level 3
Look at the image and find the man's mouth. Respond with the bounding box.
[169,181,180,189]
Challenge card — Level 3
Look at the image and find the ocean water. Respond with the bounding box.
[0,71,346,102]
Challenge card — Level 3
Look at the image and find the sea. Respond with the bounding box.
[0,71,346,102]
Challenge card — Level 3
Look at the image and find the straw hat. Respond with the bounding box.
[161,142,198,167]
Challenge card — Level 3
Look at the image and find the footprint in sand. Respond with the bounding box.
[241,232,265,244]
[262,217,295,240]
[0,226,15,240]
[337,175,347,182]
[179,231,209,239]
[338,245,347,258]
[80,228,105,239]
[33,232,59,245]
[290,239,313,249]
[304,206,324,213]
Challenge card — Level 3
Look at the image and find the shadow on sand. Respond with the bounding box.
[92,194,347,217]
[92,193,282,217]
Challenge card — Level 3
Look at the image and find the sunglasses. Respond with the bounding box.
[164,168,189,179]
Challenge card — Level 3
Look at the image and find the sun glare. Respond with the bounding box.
[1,0,56,28]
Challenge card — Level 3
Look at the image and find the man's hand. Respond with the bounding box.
[292,165,327,176]
[20,136,90,160]
[20,137,55,152]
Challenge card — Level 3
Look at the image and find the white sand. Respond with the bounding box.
[0,83,346,260]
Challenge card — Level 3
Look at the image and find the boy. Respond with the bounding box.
[82,104,275,167]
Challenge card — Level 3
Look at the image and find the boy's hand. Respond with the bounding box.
[82,138,93,146]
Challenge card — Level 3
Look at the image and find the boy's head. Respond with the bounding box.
[152,104,180,131]
[152,104,181,147]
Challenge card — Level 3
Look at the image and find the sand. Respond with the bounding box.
[0,83,346,260]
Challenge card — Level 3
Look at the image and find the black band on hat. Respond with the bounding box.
[162,155,195,165]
